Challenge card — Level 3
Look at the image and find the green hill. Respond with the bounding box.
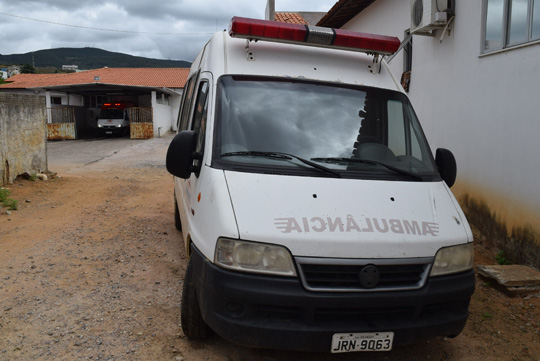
[0,47,191,69]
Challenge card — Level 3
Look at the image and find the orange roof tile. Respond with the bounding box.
[6,73,57,83]
[0,67,190,89]
[275,12,309,25]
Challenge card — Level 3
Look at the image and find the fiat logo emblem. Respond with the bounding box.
[359,265,380,288]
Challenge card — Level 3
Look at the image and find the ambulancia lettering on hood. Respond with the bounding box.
[274,216,439,236]
[222,171,471,258]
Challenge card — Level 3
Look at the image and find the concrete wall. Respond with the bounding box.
[342,0,540,266]
[0,94,47,185]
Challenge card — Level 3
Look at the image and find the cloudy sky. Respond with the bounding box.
[0,0,338,62]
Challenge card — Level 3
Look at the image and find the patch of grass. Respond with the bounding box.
[496,250,511,265]
[0,188,10,202]
[29,173,37,181]
[482,312,493,319]
[3,198,18,210]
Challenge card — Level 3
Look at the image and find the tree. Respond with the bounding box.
[20,64,36,74]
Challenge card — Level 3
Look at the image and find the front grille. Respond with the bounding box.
[295,257,432,292]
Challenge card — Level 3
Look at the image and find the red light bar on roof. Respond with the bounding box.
[229,17,400,56]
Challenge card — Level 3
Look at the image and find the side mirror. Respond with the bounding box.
[166,131,201,179]
[435,148,457,188]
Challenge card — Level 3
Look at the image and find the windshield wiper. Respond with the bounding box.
[311,157,424,181]
[221,151,341,178]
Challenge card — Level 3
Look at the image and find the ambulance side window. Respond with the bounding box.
[387,100,406,156]
[191,81,209,169]
[387,99,422,159]
[177,74,197,131]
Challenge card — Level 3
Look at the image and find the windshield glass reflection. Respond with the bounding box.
[215,76,437,179]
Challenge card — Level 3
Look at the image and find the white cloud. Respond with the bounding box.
[0,0,338,62]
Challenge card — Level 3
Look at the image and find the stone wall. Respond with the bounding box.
[0,94,47,185]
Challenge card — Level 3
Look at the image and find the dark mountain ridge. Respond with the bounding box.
[0,47,191,69]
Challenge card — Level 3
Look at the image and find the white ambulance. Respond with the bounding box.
[166,17,475,353]
[97,102,133,135]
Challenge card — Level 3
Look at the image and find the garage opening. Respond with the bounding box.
[46,93,156,140]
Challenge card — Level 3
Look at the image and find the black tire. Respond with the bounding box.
[181,256,211,339]
[174,196,182,231]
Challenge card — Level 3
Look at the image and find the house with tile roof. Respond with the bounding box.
[0,67,189,139]
[313,0,540,268]
[274,12,310,25]
[265,0,326,25]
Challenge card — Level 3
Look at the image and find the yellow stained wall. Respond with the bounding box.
[453,180,539,268]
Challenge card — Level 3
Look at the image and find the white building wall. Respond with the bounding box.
[67,94,83,106]
[343,0,540,231]
[151,91,173,137]
[340,0,409,76]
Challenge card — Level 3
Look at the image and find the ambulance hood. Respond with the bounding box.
[224,171,472,259]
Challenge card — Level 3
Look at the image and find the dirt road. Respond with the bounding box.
[1,136,539,361]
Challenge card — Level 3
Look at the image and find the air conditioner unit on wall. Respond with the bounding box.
[410,0,453,35]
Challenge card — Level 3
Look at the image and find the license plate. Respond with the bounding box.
[106,131,113,134]
[331,332,393,353]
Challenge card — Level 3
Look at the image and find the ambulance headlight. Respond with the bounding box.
[215,238,297,276]
[116,124,122,128]
[430,243,474,276]
[97,124,103,128]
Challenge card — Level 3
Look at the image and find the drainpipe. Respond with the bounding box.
[45,90,52,124]
[151,91,157,138]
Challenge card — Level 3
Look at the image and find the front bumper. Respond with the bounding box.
[190,245,475,352]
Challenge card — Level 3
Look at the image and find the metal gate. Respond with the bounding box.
[47,107,77,140]
[128,107,153,139]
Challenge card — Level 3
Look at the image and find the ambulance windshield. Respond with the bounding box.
[215,75,438,180]
[99,109,124,119]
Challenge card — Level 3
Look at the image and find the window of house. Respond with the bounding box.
[483,0,540,53]
[51,96,62,105]
[157,94,170,105]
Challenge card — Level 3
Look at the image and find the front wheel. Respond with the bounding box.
[181,255,211,339]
